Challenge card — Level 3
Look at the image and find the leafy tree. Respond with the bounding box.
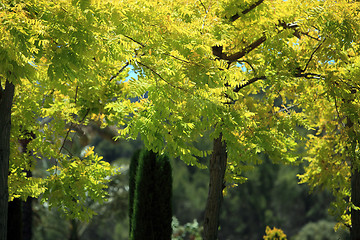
[293,2,360,238]
[103,0,360,239]
[2,1,360,240]
[0,1,136,238]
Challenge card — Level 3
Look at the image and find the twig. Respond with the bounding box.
[79,108,90,123]
[238,60,257,74]
[199,0,207,13]
[163,53,191,64]
[300,31,321,41]
[334,96,341,121]
[110,62,130,82]
[303,37,326,72]
[295,72,324,79]
[137,61,185,91]
[74,85,79,104]
[62,146,74,157]
[199,0,211,30]
[122,34,145,47]
[275,104,299,114]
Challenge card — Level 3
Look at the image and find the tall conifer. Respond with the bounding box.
[128,150,141,236]
[130,150,172,240]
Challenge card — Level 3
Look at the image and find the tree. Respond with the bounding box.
[128,150,140,236]
[2,1,359,239]
[297,26,360,239]
[103,0,360,239]
[130,150,172,240]
[0,1,137,239]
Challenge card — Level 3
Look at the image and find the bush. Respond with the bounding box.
[263,226,287,240]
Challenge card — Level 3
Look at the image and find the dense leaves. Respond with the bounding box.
[2,0,360,236]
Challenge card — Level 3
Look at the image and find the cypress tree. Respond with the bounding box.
[128,150,141,236]
[153,154,172,239]
[130,150,172,240]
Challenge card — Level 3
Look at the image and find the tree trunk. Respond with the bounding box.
[346,113,360,240]
[0,79,15,240]
[351,167,360,240]
[203,133,227,240]
[22,183,33,240]
[7,199,22,240]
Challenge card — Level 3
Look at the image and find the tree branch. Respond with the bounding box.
[294,72,323,79]
[230,0,265,22]
[303,37,326,72]
[137,62,184,91]
[233,76,266,92]
[213,35,267,63]
[163,53,191,64]
[199,0,208,13]
[122,34,145,47]
[211,21,303,63]
[110,62,130,82]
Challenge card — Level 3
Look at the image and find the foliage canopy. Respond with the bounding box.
[1,0,360,232]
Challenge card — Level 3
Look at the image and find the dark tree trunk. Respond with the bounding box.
[351,167,360,240]
[203,133,227,240]
[7,130,35,240]
[350,116,360,239]
[69,219,79,240]
[20,132,35,240]
[22,184,33,240]
[0,79,15,240]
[346,113,360,240]
[7,199,22,240]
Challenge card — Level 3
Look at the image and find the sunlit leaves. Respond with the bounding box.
[2,0,134,220]
[41,147,116,221]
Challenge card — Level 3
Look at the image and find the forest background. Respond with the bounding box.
[31,133,350,240]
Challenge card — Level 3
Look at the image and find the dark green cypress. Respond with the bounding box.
[130,150,172,240]
[153,154,173,239]
[131,150,157,240]
[128,150,141,236]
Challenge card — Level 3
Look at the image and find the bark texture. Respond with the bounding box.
[351,168,360,240]
[7,199,22,240]
[203,133,227,240]
[0,79,15,240]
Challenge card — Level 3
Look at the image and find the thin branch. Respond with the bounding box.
[295,72,324,79]
[337,79,359,89]
[199,0,207,13]
[230,0,264,22]
[212,21,303,63]
[163,53,191,64]
[300,31,321,41]
[334,96,341,121]
[62,146,74,157]
[110,62,130,82]
[74,85,79,104]
[199,0,212,30]
[59,125,73,154]
[275,104,299,114]
[79,108,90,123]
[233,76,266,92]
[238,60,257,74]
[122,34,145,47]
[137,61,185,91]
[303,37,326,72]
[217,35,267,63]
